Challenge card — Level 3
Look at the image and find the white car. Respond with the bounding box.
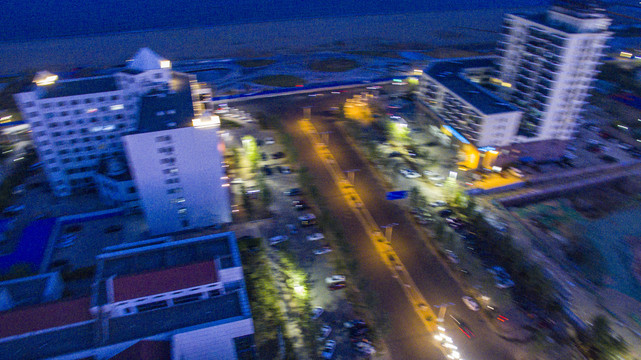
[355,341,376,355]
[312,307,324,319]
[322,340,336,359]
[314,247,332,255]
[268,235,288,246]
[430,200,447,207]
[400,168,421,179]
[423,170,438,177]
[307,232,325,241]
[264,137,275,145]
[428,174,445,182]
[462,296,480,311]
[325,275,346,284]
[318,325,332,341]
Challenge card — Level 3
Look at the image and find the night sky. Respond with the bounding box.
[1,0,552,42]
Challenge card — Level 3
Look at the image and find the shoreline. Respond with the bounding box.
[0,6,545,74]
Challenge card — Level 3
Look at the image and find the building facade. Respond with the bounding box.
[496,1,611,144]
[416,57,523,168]
[14,48,184,197]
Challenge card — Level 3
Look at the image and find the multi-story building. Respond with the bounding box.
[13,48,201,197]
[0,232,255,360]
[496,0,612,153]
[122,81,229,235]
[416,57,523,168]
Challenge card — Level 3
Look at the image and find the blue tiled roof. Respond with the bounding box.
[424,57,519,115]
[0,218,55,273]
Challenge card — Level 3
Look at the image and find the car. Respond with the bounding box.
[268,235,288,246]
[462,296,480,311]
[318,325,332,341]
[262,165,272,176]
[430,200,447,207]
[284,188,301,196]
[286,224,298,234]
[446,217,464,229]
[328,283,346,291]
[344,319,366,329]
[12,184,25,195]
[434,182,444,187]
[325,275,346,284]
[400,168,421,178]
[321,340,336,359]
[314,246,332,255]
[271,151,285,159]
[264,137,275,145]
[261,152,267,161]
[312,307,324,320]
[388,151,403,158]
[444,250,459,264]
[350,325,369,337]
[496,277,515,289]
[438,209,453,217]
[278,165,291,174]
[104,225,123,233]
[307,232,325,241]
[298,213,316,226]
[450,315,476,339]
[428,174,445,182]
[292,200,307,210]
[355,341,376,355]
[414,215,431,225]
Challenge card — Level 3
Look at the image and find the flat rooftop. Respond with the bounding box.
[424,57,519,115]
[0,297,92,338]
[40,76,119,99]
[112,260,217,302]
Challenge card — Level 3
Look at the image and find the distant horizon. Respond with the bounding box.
[2,0,552,42]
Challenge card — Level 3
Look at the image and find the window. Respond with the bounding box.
[84,98,92,104]
[136,300,168,313]
[155,135,171,142]
[173,293,202,305]
[127,187,135,194]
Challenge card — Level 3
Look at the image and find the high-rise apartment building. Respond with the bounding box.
[496,0,612,145]
[14,48,187,196]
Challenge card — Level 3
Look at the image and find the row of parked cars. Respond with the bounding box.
[312,306,375,358]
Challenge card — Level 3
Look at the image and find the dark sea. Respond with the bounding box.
[1,0,556,42]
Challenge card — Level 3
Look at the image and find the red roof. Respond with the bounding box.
[110,340,171,360]
[0,297,92,337]
[112,261,217,302]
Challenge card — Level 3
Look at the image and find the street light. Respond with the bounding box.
[434,302,455,322]
[382,223,398,243]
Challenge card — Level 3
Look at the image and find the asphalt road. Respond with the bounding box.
[235,88,518,360]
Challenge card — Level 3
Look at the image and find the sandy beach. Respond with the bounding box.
[0,7,545,74]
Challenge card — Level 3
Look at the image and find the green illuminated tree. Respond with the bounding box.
[241,135,260,172]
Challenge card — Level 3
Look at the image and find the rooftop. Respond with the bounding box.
[0,272,62,310]
[112,260,217,302]
[136,72,194,133]
[110,340,171,360]
[40,76,119,99]
[424,57,519,115]
[0,297,92,338]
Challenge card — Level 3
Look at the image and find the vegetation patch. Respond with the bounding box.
[236,59,276,68]
[309,58,359,72]
[253,75,305,88]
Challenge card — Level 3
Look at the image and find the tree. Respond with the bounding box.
[409,186,420,209]
[578,315,628,360]
[241,136,260,172]
[241,184,253,218]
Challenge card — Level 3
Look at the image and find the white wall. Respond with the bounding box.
[124,126,230,235]
[172,318,254,360]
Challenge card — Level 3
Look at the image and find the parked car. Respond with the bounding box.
[284,188,301,196]
[438,209,453,217]
[298,213,317,226]
[307,232,325,241]
[400,168,421,178]
[355,341,376,355]
[286,224,298,234]
[264,137,275,145]
[322,340,336,359]
[268,235,288,246]
[318,325,332,342]
[292,200,307,210]
[312,307,324,320]
[314,247,332,255]
[262,165,272,176]
[326,275,346,284]
[462,296,480,311]
[344,319,366,329]
[430,200,447,207]
[278,165,291,174]
[271,151,285,159]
